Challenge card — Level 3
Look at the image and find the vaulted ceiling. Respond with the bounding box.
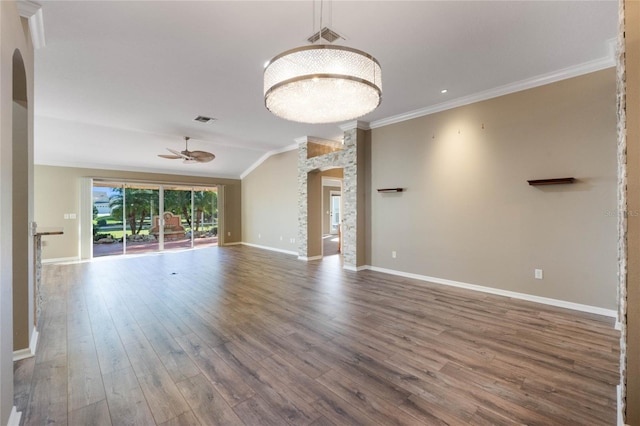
[33,1,618,179]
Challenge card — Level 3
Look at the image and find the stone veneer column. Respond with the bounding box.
[296,122,369,269]
[621,0,640,423]
[616,0,627,420]
[341,128,358,267]
[297,140,310,258]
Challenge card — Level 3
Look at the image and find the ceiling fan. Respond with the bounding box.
[158,136,215,163]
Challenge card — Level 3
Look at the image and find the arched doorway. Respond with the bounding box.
[12,49,32,354]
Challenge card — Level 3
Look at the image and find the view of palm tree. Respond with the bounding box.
[93,182,218,257]
[109,187,157,235]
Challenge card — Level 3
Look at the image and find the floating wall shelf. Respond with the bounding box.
[377,188,404,193]
[527,177,575,186]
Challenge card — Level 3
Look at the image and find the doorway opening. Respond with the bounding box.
[12,49,32,353]
[322,174,342,257]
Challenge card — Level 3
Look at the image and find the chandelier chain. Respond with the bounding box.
[319,0,323,40]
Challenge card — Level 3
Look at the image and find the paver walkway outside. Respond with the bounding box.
[93,236,218,257]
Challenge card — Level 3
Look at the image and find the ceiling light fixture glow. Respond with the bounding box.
[263,1,381,124]
[264,45,382,123]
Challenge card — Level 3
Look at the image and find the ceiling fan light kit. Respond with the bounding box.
[263,1,382,124]
[158,137,215,164]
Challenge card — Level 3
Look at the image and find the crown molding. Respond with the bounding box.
[370,55,615,129]
[35,159,240,180]
[240,143,298,180]
[17,0,39,16]
[17,1,45,49]
[340,120,371,131]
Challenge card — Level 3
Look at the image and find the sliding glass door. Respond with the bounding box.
[163,185,193,251]
[93,182,125,257]
[193,188,218,248]
[92,182,160,257]
[92,180,217,257]
[122,183,160,255]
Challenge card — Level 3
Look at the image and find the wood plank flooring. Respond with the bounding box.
[14,246,619,425]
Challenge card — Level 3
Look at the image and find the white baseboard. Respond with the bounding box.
[298,255,323,261]
[368,265,618,319]
[241,242,297,256]
[42,256,79,264]
[30,327,38,354]
[229,245,618,319]
[13,327,38,361]
[7,406,21,426]
[12,348,32,362]
[223,242,241,246]
[343,264,369,272]
[615,319,622,331]
[617,385,624,426]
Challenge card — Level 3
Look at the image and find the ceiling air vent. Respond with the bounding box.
[307,27,343,44]
[193,115,216,124]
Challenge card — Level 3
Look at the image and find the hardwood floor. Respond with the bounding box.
[15,246,619,425]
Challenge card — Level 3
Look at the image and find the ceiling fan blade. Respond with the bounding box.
[189,150,215,163]
[159,138,215,164]
[167,148,190,159]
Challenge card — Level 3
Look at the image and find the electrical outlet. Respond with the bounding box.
[258,233,261,239]
[280,236,283,241]
[64,214,69,219]
[227,231,231,237]
[392,251,397,258]
[69,213,76,219]
[535,269,543,280]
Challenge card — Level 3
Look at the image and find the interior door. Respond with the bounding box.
[330,191,341,235]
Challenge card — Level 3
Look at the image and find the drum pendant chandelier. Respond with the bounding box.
[263,4,382,124]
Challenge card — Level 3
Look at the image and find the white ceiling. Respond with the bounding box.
[33,0,618,179]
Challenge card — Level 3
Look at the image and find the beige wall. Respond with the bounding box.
[359,128,372,266]
[12,100,30,351]
[1,1,34,423]
[625,0,639,422]
[371,69,617,309]
[34,165,241,260]
[241,150,298,253]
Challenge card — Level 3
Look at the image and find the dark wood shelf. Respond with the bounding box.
[377,188,404,193]
[35,227,64,236]
[527,177,575,186]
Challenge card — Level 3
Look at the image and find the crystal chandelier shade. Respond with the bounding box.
[264,45,382,124]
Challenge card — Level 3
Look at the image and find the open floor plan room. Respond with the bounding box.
[15,246,619,425]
